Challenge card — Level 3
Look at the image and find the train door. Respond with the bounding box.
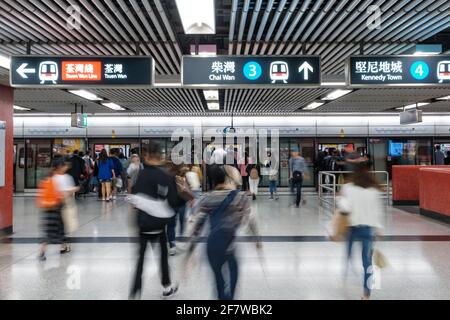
[14,142,26,192]
[24,140,53,189]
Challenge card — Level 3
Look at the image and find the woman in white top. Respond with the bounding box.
[338,163,384,300]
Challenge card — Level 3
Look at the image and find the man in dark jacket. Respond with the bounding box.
[129,141,179,300]
[67,150,85,187]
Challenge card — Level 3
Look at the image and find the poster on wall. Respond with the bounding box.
[0,122,6,187]
[53,138,86,154]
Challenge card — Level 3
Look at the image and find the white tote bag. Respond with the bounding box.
[62,196,79,234]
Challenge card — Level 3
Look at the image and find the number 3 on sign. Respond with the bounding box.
[243,61,262,80]
[410,61,429,80]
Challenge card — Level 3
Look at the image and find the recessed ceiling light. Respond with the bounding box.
[69,90,103,101]
[0,54,10,69]
[175,0,215,34]
[204,90,219,101]
[303,102,324,110]
[321,82,347,86]
[322,89,353,101]
[13,105,32,111]
[207,102,220,110]
[396,103,429,110]
[102,102,126,111]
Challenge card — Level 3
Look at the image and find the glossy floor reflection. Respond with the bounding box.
[1,194,450,300]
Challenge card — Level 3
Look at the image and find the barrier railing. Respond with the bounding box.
[318,171,390,213]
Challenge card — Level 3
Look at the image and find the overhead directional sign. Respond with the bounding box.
[10,55,154,88]
[347,55,450,86]
[182,55,321,87]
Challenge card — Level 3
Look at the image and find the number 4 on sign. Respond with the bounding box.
[298,62,313,80]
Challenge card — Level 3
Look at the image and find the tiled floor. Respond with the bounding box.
[1,194,450,300]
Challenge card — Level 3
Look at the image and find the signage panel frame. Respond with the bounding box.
[182,55,322,88]
[346,54,450,87]
[10,55,155,89]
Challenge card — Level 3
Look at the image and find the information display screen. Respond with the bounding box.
[10,56,154,88]
[347,55,450,86]
[182,55,321,87]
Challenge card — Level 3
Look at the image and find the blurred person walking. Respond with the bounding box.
[119,152,128,193]
[128,141,179,299]
[239,153,249,192]
[289,147,306,208]
[337,163,384,300]
[167,164,194,255]
[110,149,123,200]
[247,161,260,201]
[185,164,202,222]
[184,164,261,300]
[37,155,79,260]
[97,149,115,202]
[127,154,143,194]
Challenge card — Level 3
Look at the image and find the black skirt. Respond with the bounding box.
[41,207,66,244]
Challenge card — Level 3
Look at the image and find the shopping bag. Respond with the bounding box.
[62,196,79,234]
[373,249,388,269]
[330,210,350,242]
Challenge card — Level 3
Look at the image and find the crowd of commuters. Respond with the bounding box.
[36,141,432,300]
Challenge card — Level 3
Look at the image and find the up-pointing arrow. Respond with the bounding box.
[16,63,36,79]
[298,61,313,80]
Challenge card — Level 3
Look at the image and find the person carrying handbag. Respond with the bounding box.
[337,163,384,300]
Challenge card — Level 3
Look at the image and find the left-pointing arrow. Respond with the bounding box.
[16,63,36,79]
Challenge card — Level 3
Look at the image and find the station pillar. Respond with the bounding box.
[0,85,14,235]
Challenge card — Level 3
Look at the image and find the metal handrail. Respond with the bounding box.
[318,171,390,213]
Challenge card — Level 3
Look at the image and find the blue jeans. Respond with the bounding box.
[269,181,277,195]
[207,233,238,300]
[347,225,374,297]
[167,205,186,248]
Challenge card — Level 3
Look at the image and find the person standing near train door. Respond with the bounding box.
[289,147,306,208]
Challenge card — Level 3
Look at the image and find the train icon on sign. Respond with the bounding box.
[437,61,450,83]
[39,61,58,84]
[270,61,289,83]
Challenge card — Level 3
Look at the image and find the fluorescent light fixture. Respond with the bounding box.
[413,51,440,56]
[303,102,324,110]
[396,103,429,110]
[0,54,10,69]
[414,44,442,55]
[207,102,220,110]
[13,105,31,111]
[321,82,347,86]
[153,82,182,87]
[102,102,126,111]
[436,95,450,100]
[322,89,353,101]
[204,90,219,101]
[69,90,103,101]
[175,0,215,34]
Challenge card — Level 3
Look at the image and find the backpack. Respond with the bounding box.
[36,177,64,209]
[292,170,303,182]
[250,167,259,179]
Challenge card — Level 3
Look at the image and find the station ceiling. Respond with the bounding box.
[0,0,449,115]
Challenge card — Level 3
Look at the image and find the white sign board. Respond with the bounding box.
[0,121,5,187]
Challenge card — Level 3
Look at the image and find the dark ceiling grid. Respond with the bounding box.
[1,0,449,115]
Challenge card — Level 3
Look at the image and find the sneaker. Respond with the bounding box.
[169,247,177,256]
[162,284,179,299]
[252,194,256,200]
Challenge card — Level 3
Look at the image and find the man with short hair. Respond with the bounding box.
[289,147,306,208]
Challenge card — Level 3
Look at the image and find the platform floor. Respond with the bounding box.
[1,194,450,300]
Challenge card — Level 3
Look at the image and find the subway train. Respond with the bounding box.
[12,114,450,192]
